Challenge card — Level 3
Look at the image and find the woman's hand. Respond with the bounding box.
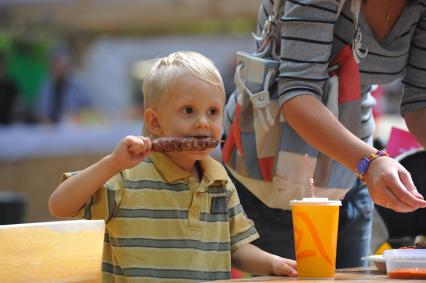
[109,135,152,172]
[271,255,297,277]
[365,156,426,212]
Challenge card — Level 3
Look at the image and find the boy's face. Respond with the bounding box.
[148,75,225,162]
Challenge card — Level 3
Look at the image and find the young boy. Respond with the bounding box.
[49,51,297,282]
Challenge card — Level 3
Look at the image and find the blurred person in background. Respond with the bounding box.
[0,52,20,125]
[36,45,91,124]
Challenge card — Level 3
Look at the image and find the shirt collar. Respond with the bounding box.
[199,155,229,185]
[149,152,228,185]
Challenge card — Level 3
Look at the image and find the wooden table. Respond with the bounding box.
[210,267,411,282]
[0,220,104,283]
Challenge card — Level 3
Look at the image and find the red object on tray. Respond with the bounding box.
[388,268,426,279]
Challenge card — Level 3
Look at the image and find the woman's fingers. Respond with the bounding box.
[378,183,416,212]
[367,157,426,212]
[398,167,424,200]
[385,169,426,212]
[387,183,426,212]
[368,177,412,212]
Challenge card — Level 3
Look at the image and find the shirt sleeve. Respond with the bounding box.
[277,0,340,106]
[61,171,124,222]
[401,9,426,114]
[227,180,259,251]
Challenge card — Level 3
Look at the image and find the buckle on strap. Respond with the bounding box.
[252,15,275,43]
[235,62,276,129]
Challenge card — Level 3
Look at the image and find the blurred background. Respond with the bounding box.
[0,0,259,223]
[0,0,415,231]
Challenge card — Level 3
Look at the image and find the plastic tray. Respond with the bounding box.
[383,249,426,279]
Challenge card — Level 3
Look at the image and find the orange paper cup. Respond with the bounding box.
[290,198,341,278]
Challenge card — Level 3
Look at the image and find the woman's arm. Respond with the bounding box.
[404,108,426,148]
[282,95,426,212]
[401,7,426,148]
[49,135,151,218]
[231,244,297,277]
[283,95,372,170]
[274,0,426,211]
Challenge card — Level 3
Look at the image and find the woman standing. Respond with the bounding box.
[224,0,426,268]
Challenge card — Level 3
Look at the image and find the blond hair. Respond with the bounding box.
[142,51,224,136]
[143,51,224,109]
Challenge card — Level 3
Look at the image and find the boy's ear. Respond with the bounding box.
[144,108,163,136]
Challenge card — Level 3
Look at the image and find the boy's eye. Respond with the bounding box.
[208,107,219,116]
[182,106,194,114]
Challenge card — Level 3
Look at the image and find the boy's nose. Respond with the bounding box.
[194,117,209,128]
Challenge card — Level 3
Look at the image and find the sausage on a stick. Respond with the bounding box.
[151,137,219,152]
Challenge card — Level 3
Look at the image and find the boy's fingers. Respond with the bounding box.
[128,144,138,155]
[143,136,152,150]
[277,264,297,277]
[136,136,152,151]
[285,258,297,268]
[127,136,151,155]
[273,257,297,277]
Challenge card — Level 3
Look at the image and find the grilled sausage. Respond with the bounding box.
[151,137,219,152]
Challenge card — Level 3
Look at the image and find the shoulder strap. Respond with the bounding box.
[337,0,346,18]
[272,0,282,19]
[350,0,368,63]
[350,0,362,28]
[252,0,283,58]
[276,0,345,18]
[336,0,368,63]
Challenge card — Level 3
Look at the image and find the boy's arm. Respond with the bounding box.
[231,243,297,277]
[49,135,151,218]
[48,155,120,218]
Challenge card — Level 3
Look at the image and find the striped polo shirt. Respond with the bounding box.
[224,0,426,209]
[66,152,258,282]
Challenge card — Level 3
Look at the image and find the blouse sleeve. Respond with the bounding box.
[401,8,426,115]
[277,0,341,106]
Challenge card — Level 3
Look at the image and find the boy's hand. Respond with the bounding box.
[271,255,297,277]
[110,135,152,171]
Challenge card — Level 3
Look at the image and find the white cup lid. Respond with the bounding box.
[290,198,342,206]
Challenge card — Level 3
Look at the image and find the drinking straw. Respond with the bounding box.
[304,154,316,198]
